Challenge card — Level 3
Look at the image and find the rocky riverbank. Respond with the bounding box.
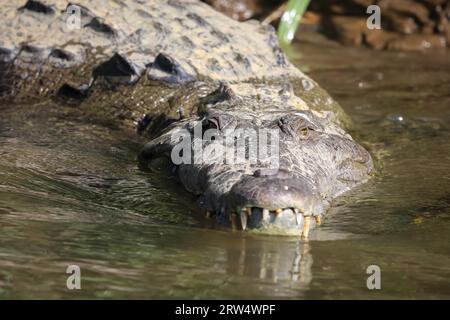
[204,0,450,52]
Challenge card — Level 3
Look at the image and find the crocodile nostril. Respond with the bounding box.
[253,168,278,177]
[253,168,291,178]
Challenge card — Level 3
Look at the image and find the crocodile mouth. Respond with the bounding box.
[226,207,322,239]
[201,169,326,238]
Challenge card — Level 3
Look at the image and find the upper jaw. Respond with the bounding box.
[196,169,327,237]
[226,172,324,214]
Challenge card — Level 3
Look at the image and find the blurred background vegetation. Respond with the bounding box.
[203,0,450,51]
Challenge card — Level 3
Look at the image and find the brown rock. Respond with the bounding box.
[386,34,447,51]
[309,0,368,15]
[203,0,259,20]
[421,23,437,35]
[202,0,282,21]
[421,0,449,5]
[384,12,418,34]
[445,24,450,45]
[364,29,399,50]
[323,16,367,46]
[436,2,450,42]
[378,0,431,25]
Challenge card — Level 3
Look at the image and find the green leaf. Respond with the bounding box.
[277,0,311,45]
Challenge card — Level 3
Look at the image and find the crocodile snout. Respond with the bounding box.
[223,171,325,236]
[229,172,323,214]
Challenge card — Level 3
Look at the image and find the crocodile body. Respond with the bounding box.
[0,0,373,236]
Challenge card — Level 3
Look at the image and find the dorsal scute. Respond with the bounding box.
[0,0,347,126]
[1,0,302,82]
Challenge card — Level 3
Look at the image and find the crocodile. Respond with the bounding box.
[0,0,373,237]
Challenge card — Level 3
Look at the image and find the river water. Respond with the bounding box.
[1,33,449,299]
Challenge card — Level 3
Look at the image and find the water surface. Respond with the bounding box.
[1,33,449,299]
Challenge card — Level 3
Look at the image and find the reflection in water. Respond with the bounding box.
[226,239,312,286]
[1,32,450,298]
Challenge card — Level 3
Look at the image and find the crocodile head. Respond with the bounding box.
[139,83,373,236]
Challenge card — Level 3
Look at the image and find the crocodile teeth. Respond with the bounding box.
[262,209,270,222]
[246,207,252,216]
[315,215,322,226]
[302,216,311,240]
[294,208,302,226]
[240,210,248,231]
[274,208,282,215]
[205,211,211,218]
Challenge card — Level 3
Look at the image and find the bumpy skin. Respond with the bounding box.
[0,0,373,234]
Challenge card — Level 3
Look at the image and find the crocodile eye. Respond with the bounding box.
[298,126,317,139]
[203,118,219,131]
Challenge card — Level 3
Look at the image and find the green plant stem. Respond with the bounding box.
[277,0,311,45]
